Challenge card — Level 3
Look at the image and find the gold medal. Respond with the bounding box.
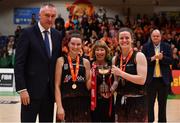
[72,83,77,89]
[68,55,79,90]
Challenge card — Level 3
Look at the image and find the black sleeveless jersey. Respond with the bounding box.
[61,55,89,98]
[115,51,146,95]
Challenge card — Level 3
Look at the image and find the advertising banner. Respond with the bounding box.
[171,70,180,94]
[0,69,14,92]
[14,8,39,24]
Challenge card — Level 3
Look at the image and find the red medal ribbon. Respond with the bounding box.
[120,48,134,72]
[67,54,80,82]
[91,63,97,111]
[108,76,112,117]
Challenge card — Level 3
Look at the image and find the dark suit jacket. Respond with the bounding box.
[142,41,173,85]
[15,24,62,100]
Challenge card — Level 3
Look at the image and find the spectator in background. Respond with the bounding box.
[81,16,90,39]
[65,15,74,31]
[134,40,142,52]
[30,13,37,26]
[7,35,15,56]
[0,35,15,68]
[14,25,22,49]
[72,15,80,30]
[100,31,112,45]
[14,3,62,122]
[174,33,180,51]
[7,35,15,67]
[96,7,106,23]
[165,33,174,46]
[114,15,123,28]
[142,29,173,122]
[82,41,91,60]
[55,14,65,38]
[0,46,12,68]
[172,47,180,70]
[90,30,98,44]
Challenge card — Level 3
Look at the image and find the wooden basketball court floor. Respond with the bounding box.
[0,96,180,122]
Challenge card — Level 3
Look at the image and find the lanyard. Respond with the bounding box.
[120,48,133,72]
[67,54,80,82]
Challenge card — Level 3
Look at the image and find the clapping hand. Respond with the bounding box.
[155,51,163,60]
[158,51,163,60]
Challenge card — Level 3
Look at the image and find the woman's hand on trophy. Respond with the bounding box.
[110,81,119,93]
[111,65,121,76]
[100,92,111,99]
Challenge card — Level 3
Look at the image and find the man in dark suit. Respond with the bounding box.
[142,29,172,122]
[14,3,62,122]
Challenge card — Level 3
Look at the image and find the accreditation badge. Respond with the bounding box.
[64,63,68,70]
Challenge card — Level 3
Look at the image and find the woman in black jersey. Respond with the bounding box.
[90,40,115,122]
[55,30,91,122]
[111,27,148,122]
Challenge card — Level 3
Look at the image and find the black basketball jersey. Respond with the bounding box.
[61,55,89,98]
[115,51,146,95]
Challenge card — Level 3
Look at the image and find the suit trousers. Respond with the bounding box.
[21,85,54,122]
[21,99,54,122]
[147,77,168,122]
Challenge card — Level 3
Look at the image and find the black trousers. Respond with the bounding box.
[147,77,168,122]
[21,99,54,123]
[21,85,54,122]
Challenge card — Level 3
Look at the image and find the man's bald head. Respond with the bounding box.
[151,29,162,45]
[151,29,161,35]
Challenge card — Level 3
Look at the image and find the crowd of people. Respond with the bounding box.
[0,3,179,122]
[0,7,179,69]
[55,8,180,71]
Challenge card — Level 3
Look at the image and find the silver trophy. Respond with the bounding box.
[98,65,111,94]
